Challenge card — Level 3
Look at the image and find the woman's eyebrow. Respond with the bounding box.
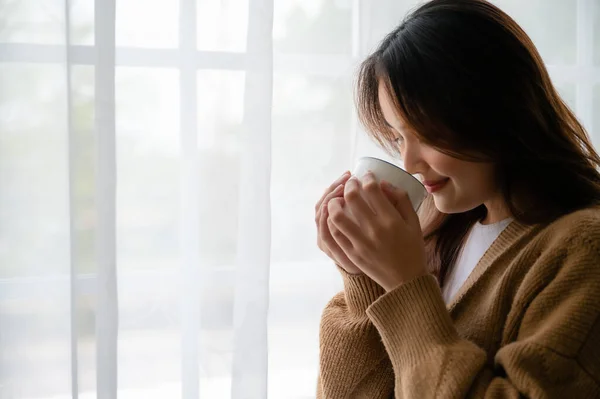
[388,119,411,132]
[384,120,405,132]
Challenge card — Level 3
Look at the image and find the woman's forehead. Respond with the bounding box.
[377,81,409,130]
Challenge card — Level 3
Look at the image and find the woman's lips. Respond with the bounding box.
[423,178,449,193]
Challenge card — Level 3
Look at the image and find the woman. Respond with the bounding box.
[315,0,600,397]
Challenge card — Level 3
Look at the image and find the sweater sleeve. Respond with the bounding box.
[316,266,395,399]
[365,245,600,398]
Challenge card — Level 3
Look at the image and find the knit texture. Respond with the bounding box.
[317,207,600,398]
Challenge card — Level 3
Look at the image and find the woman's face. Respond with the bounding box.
[378,82,502,217]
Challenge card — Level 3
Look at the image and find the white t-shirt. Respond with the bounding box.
[442,218,512,304]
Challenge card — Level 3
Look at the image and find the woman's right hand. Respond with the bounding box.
[315,171,362,275]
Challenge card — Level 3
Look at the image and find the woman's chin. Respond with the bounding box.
[433,195,479,215]
[432,193,454,213]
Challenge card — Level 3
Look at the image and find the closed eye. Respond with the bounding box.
[390,136,404,158]
[384,121,404,143]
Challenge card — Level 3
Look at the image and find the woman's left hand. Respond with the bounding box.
[327,172,428,292]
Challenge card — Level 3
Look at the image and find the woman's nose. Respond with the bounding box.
[401,142,426,175]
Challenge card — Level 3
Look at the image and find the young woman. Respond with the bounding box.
[314,0,600,397]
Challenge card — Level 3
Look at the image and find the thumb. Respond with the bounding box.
[381,181,421,229]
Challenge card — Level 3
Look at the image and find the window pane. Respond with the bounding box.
[0,63,98,399]
[0,63,71,397]
[71,65,95,132]
[0,0,94,45]
[116,0,178,48]
[491,0,577,65]
[274,0,352,54]
[0,0,65,44]
[116,67,180,272]
[195,70,246,398]
[0,64,70,278]
[197,0,248,52]
[269,73,353,399]
[115,67,181,393]
[70,0,94,45]
[271,73,353,263]
[69,65,98,397]
[197,70,245,267]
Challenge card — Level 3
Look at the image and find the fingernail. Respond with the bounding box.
[336,171,351,183]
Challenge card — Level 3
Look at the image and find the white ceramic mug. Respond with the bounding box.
[352,156,427,211]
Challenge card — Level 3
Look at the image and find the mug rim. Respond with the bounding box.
[358,156,426,190]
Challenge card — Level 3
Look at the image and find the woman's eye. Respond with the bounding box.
[393,136,403,144]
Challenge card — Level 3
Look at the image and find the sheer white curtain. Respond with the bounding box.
[0,1,598,398]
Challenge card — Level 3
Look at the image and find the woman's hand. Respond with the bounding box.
[327,172,428,291]
[315,171,363,275]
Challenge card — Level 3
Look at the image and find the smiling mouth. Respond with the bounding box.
[423,178,449,193]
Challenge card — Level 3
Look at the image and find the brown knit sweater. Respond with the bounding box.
[317,207,600,398]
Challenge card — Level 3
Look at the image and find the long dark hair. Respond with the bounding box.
[355,0,600,285]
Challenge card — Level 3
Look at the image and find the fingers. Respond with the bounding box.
[318,187,342,239]
[315,171,351,215]
[327,218,354,256]
[360,172,398,217]
[326,202,354,251]
[328,197,364,245]
[317,184,348,256]
[315,183,345,226]
[343,177,375,224]
[321,202,356,270]
[381,181,421,229]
